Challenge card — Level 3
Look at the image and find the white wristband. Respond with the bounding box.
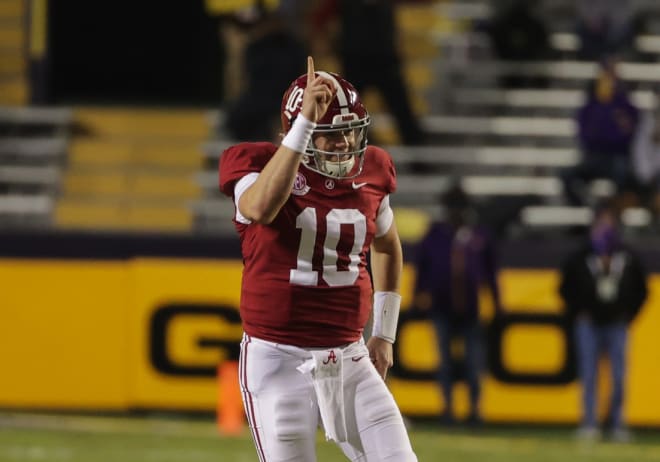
[372,291,401,343]
[282,114,316,154]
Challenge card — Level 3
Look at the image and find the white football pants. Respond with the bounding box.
[239,334,417,462]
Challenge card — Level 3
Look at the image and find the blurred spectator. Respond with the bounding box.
[311,0,427,146]
[559,201,647,442]
[276,0,312,38]
[575,0,639,61]
[221,4,307,142]
[631,90,660,220]
[561,59,639,206]
[481,0,552,88]
[413,184,503,425]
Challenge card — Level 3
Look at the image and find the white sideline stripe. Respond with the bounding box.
[0,412,219,438]
[3,444,73,461]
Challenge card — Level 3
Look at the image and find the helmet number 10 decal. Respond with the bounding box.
[285,86,304,114]
[290,207,366,287]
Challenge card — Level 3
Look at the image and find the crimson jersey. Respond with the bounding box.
[219,142,396,347]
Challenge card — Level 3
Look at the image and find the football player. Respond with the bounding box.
[219,56,417,462]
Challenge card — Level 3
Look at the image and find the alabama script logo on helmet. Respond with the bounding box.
[280,71,371,180]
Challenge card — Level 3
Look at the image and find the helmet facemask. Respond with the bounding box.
[303,113,370,179]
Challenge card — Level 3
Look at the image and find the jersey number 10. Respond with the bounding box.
[290,207,366,287]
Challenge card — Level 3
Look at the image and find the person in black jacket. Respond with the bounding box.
[559,201,647,442]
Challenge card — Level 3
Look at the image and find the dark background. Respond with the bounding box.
[47,0,224,105]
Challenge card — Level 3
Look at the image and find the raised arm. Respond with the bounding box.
[238,57,336,224]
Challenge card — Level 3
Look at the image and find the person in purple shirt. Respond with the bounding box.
[413,184,503,425]
[562,58,639,206]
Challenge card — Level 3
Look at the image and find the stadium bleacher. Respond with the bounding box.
[0,0,27,106]
[0,106,71,228]
[1,0,659,239]
[191,0,660,238]
[53,108,209,233]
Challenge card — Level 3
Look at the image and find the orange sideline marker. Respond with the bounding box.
[217,360,245,435]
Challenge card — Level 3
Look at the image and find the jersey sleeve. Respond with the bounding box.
[219,142,275,197]
[384,149,397,194]
[375,195,394,237]
[366,146,397,194]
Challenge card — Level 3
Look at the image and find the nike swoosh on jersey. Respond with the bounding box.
[352,182,368,189]
[351,355,368,362]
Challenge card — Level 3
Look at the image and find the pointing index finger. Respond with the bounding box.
[307,56,315,83]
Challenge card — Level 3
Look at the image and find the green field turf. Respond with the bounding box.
[1,412,658,462]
